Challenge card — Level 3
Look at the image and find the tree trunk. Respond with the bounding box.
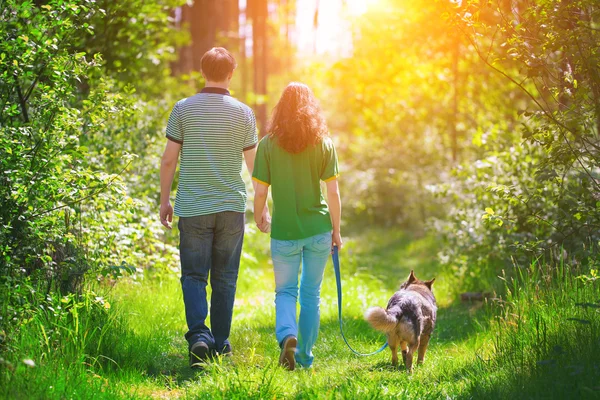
[178,5,194,76]
[451,37,460,163]
[191,0,217,72]
[250,0,268,135]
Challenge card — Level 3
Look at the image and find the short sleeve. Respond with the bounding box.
[252,137,270,186]
[165,102,183,144]
[243,108,258,151]
[321,138,339,182]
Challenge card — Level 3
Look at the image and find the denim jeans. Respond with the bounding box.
[271,231,332,367]
[178,211,245,352]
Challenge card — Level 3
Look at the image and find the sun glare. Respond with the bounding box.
[345,0,369,16]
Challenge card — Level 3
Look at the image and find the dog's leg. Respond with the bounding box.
[390,345,399,367]
[388,335,399,367]
[400,342,408,367]
[417,334,431,365]
[405,340,419,373]
[405,349,414,373]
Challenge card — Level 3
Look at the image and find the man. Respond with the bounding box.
[160,47,269,367]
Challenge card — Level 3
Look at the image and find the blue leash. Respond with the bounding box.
[332,246,388,356]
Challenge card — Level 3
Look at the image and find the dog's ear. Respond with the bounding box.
[424,278,435,289]
[407,270,417,284]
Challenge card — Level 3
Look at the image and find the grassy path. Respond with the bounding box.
[5,228,598,399]
[108,230,496,399]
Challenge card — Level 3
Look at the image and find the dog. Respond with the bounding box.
[365,270,437,372]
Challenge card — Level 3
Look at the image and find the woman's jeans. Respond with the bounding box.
[271,231,332,367]
[178,212,245,352]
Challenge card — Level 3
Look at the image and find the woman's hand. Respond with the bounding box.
[331,230,343,252]
[254,209,271,233]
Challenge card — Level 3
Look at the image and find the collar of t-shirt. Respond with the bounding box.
[201,87,231,96]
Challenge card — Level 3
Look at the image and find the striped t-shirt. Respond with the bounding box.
[165,87,258,217]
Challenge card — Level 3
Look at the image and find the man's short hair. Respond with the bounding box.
[201,47,237,82]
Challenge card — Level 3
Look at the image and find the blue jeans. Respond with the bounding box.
[178,212,245,352]
[271,231,332,367]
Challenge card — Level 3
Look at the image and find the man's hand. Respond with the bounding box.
[160,202,174,229]
[332,229,343,253]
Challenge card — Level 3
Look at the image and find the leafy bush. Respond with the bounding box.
[0,0,137,293]
[432,0,600,288]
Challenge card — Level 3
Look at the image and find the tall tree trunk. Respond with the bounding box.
[250,0,268,135]
[191,0,217,72]
[216,0,239,49]
[313,0,319,54]
[179,5,194,76]
[451,37,460,163]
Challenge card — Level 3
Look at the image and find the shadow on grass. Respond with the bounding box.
[452,328,600,400]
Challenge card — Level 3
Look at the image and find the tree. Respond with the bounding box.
[435,0,600,282]
[248,0,269,134]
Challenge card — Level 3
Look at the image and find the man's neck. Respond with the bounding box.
[205,81,229,90]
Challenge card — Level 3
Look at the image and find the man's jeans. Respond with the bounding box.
[271,231,332,367]
[178,211,245,352]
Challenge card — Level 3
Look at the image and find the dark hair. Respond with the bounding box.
[268,82,328,154]
[201,47,236,82]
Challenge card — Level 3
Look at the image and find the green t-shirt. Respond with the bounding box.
[252,135,339,240]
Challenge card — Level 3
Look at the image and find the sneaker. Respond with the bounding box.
[279,336,297,371]
[190,341,210,368]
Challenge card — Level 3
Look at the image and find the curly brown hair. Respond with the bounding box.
[268,82,329,154]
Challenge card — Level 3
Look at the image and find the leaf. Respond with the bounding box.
[485,208,495,215]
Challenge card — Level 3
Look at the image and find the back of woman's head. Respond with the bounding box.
[268,82,328,154]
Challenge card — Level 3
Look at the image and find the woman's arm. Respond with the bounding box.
[326,178,343,250]
[253,181,270,233]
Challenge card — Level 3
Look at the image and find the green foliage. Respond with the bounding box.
[0,0,137,292]
[434,0,600,287]
[77,0,187,97]
[475,259,600,398]
[314,0,524,229]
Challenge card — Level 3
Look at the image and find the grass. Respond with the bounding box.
[1,228,599,399]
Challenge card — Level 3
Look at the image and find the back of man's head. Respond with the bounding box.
[201,47,237,82]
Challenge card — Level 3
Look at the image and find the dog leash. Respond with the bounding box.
[332,245,388,356]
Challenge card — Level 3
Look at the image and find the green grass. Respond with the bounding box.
[1,228,599,399]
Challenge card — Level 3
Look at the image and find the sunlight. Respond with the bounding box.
[345,0,369,16]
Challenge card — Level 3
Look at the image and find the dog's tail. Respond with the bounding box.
[364,307,397,333]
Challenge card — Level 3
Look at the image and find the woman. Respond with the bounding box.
[252,82,342,371]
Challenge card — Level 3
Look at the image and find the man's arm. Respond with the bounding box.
[326,178,343,250]
[243,147,256,175]
[160,140,181,229]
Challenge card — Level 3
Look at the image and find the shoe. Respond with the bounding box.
[190,341,210,368]
[279,336,297,371]
[217,343,233,357]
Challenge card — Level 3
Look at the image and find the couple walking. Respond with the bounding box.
[159,47,342,371]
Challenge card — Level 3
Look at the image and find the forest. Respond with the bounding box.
[0,0,599,398]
